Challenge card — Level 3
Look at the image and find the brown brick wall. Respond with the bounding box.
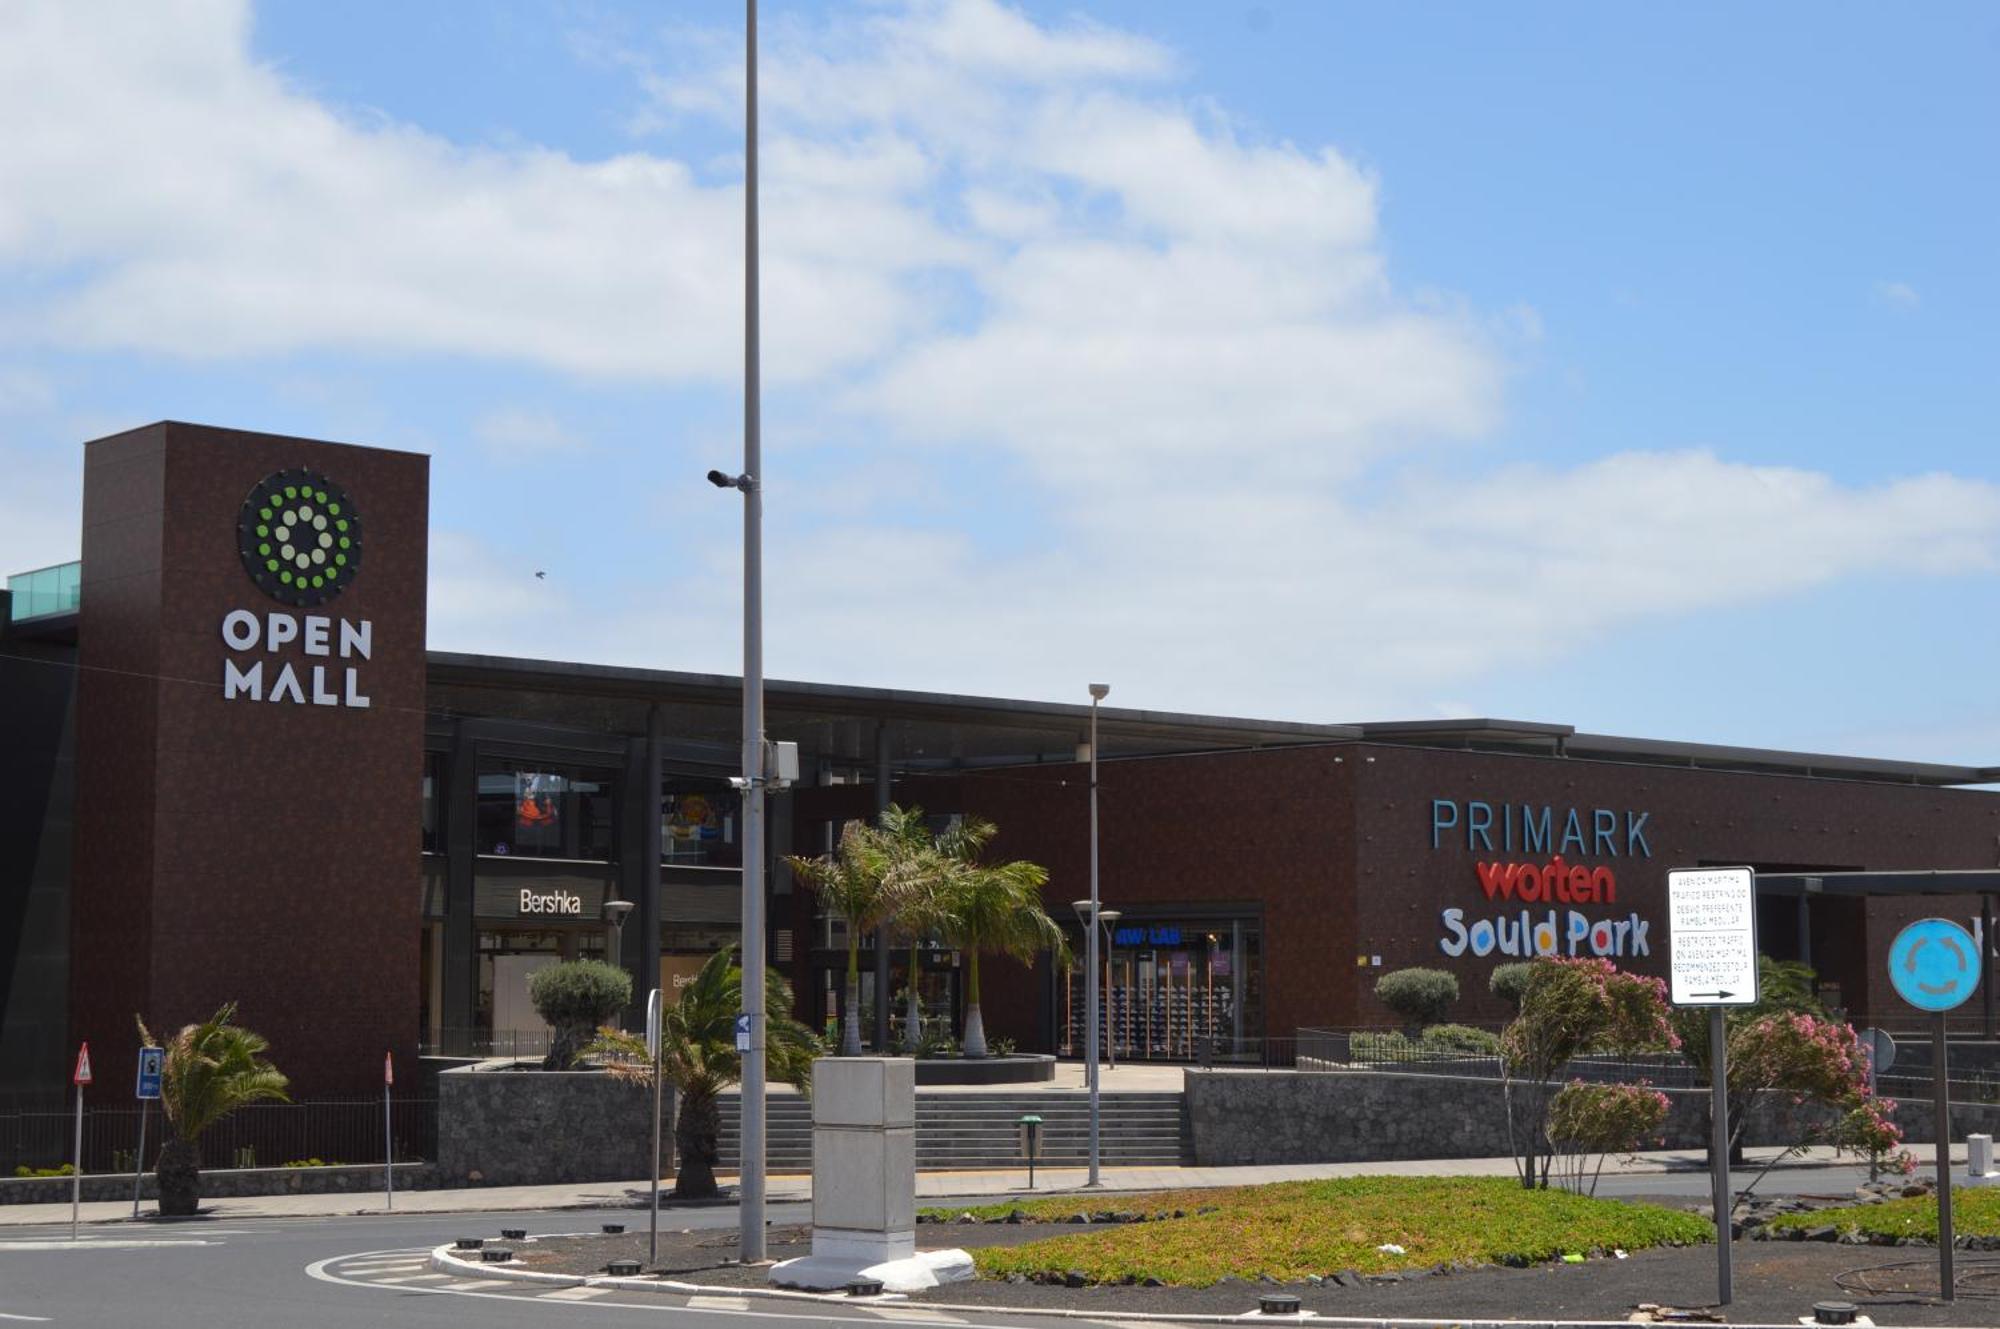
[72,422,428,1097]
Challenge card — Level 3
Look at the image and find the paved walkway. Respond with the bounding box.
[2,1142,1954,1229]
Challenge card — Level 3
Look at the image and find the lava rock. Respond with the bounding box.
[1064,1271,1087,1289]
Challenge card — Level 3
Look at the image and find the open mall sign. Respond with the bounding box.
[1666,867,1760,1007]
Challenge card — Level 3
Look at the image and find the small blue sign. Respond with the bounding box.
[135,1046,164,1100]
[1887,918,1982,1013]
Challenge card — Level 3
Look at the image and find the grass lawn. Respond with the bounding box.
[1767,1187,2000,1243]
[921,1177,1711,1286]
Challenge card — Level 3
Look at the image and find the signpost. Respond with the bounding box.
[1887,917,1981,1304]
[71,1042,92,1241]
[132,1046,163,1218]
[383,1052,394,1212]
[1857,1029,1896,1182]
[1666,867,1759,1308]
[646,987,664,1266]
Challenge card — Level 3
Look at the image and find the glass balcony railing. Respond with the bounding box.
[6,561,81,621]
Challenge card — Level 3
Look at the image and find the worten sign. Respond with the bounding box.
[1432,797,1656,962]
[220,468,374,708]
[1666,867,1760,1006]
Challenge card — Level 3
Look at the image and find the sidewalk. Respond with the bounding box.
[1,1143,1949,1229]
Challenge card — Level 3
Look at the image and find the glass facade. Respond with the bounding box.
[6,561,80,621]
[475,762,617,860]
[1062,914,1263,1060]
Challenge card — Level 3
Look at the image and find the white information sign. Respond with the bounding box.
[1666,867,1760,1007]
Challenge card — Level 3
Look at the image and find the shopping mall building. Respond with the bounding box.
[5,421,2000,1098]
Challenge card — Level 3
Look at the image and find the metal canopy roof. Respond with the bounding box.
[1756,870,2000,898]
[425,651,1359,769]
[422,654,2000,785]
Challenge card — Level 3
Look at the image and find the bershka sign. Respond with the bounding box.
[1432,796,1655,962]
[520,888,583,916]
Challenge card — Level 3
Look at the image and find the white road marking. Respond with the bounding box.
[344,1259,428,1271]
[0,1239,212,1251]
[867,1310,963,1323]
[370,1273,448,1284]
[538,1287,611,1300]
[686,1295,752,1310]
[0,1313,52,1323]
[442,1279,517,1290]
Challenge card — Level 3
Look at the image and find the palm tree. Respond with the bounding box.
[935,819,1065,1058]
[786,819,911,1055]
[587,947,817,1198]
[876,805,956,1053]
[134,1004,289,1215]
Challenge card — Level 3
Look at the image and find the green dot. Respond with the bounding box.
[328,503,341,516]
[256,524,268,537]
[336,519,349,532]
[334,554,347,567]
[266,559,279,572]
[311,576,325,588]
[279,570,293,585]
[284,485,298,498]
[258,543,270,556]
[314,490,327,503]
[259,507,273,521]
[338,537,351,550]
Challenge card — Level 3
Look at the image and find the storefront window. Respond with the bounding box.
[1061,916,1263,1060]
[475,762,618,860]
[661,775,739,867]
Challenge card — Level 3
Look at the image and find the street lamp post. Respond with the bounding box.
[1098,909,1122,1072]
[1085,680,1110,1186]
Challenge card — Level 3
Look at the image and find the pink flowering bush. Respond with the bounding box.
[1500,957,1679,1189]
[1546,1079,1673,1196]
[1727,1012,1913,1179]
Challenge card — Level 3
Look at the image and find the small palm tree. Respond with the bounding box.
[786,820,911,1055]
[588,947,817,1198]
[876,805,956,1053]
[134,1004,289,1215]
[935,821,1064,1058]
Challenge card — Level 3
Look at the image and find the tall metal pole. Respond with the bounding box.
[1934,1011,1954,1302]
[737,0,768,1265]
[1708,1007,1731,1305]
[1086,687,1103,1187]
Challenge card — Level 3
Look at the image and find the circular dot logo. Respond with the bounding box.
[237,468,363,607]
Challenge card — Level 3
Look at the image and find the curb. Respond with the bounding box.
[423,1242,1828,1329]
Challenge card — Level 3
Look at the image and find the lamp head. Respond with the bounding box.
[1099,909,1122,926]
[1087,682,1110,701]
[603,898,636,923]
[706,469,734,488]
[1071,898,1094,922]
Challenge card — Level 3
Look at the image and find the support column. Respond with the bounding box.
[441,723,478,1051]
[1796,894,1812,971]
[873,723,892,1053]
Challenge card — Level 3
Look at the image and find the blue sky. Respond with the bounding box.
[2,1,1996,760]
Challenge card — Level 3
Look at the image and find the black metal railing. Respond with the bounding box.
[1,1097,436,1176]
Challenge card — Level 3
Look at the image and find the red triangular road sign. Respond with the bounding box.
[73,1042,92,1086]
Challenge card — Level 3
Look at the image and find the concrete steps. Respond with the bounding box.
[714,1090,1188,1171]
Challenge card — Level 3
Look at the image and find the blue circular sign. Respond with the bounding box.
[1887,918,1981,1012]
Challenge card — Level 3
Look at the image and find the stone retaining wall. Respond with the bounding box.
[436,1063,669,1186]
[1184,1068,2000,1166]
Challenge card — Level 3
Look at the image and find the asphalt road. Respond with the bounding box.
[0,1164,1904,1328]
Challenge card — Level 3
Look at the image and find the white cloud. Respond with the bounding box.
[1874,280,1920,309]
[0,0,1994,727]
[473,407,589,462]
